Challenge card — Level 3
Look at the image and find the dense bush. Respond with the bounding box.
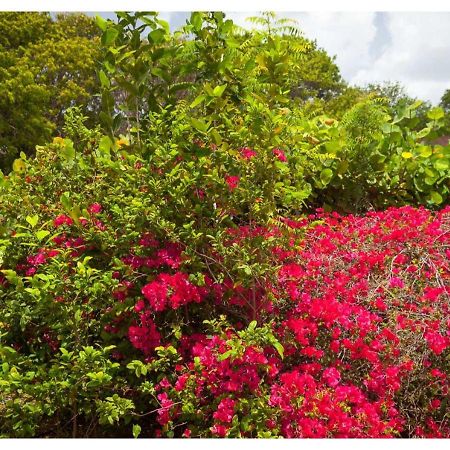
[0,11,449,438]
[0,141,449,437]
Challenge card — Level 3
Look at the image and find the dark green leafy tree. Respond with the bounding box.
[0,12,101,170]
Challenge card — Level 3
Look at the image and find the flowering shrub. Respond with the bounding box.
[1,141,448,439]
[0,12,449,438]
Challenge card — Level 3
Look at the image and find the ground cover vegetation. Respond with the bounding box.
[0,12,449,438]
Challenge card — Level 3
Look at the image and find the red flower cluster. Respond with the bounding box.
[13,204,450,437]
[53,214,73,228]
[148,206,450,437]
[240,147,257,160]
[272,148,287,162]
[225,175,240,191]
[141,272,206,312]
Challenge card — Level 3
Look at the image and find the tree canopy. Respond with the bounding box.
[0,12,100,169]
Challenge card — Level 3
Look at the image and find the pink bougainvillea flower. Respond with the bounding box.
[389,277,404,289]
[53,214,73,228]
[88,203,102,215]
[240,147,257,160]
[272,148,287,162]
[225,175,240,191]
[322,367,341,387]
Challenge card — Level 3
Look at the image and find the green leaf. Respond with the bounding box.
[248,321,257,331]
[98,135,112,156]
[156,19,170,33]
[96,15,108,31]
[61,139,75,161]
[190,118,209,133]
[190,94,206,109]
[26,215,39,228]
[132,424,141,438]
[273,341,284,359]
[213,84,227,97]
[418,145,432,158]
[102,28,119,46]
[68,205,81,224]
[416,127,431,139]
[218,350,233,361]
[190,12,203,31]
[410,100,423,110]
[320,168,333,185]
[99,70,110,89]
[60,193,72,210]
[433,158,449,171]
[430,191,443,204]
[12,159,26,173]
[427,107,444,121]
[35,230,50,241]
[381,123,400,134]
[211,129,222,145]
[149,28,165,44]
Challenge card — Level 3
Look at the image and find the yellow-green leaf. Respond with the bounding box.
[26,215,39,228]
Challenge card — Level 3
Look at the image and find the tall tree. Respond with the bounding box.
[0,12,101,170]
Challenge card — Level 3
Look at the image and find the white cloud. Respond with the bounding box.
[351,12,450,103]
[291,12,377,81]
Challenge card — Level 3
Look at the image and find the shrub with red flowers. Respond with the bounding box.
[0,11,449,438]
[1,131,450,439]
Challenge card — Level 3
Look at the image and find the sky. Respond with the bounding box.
[92,11,450,105]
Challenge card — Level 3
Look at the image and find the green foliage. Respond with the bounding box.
[1,11,450,438]
[0,12,100,170]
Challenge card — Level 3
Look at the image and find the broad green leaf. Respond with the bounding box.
[156,19,170,33]
[410,100,423,110]
[61,139,75,161]
[26,215,39,228]
[434,158,449,171]
[98,135,112,156]
[68,206,81,224]
[35,230,50,241]
[211,129,222,145]
[430,191,443,204]
[132,424,141,439]
[427,107,444,121]
[190,118,209,133]
[418,146,432,158]
[190,12,203,31]
[213,84,227,97]
[96,15,107,31]
[102,28,119,46]
[60,193,72,210]
[336,160,349,174]
[149,28,165,44]
[99,70,110,89]
[12,159,26,173]
[416,127,431,139]
[190,94,206,109]
[381,123,400,134]
[320,168,333,185]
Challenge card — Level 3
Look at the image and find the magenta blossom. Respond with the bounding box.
[225,175,240,191]
[273,148,287,162]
